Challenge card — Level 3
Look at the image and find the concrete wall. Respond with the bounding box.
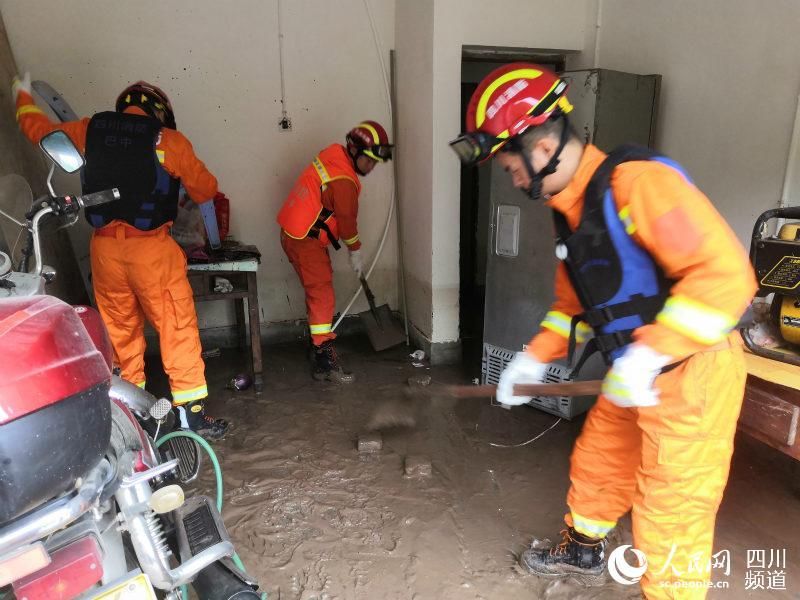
[395,0,593,352]
[0,0,396,335]
[590,0,800,242]
[0,13,87,304]
[394,0,435,340]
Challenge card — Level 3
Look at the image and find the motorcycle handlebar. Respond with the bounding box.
[26,188,119,276]
[78,188,120,208]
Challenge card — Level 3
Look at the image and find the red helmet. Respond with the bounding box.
[451,63,572,165]
[116,81,176,129]
[346,120,393,162]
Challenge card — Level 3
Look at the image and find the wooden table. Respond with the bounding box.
[740,352,800,460]
[187,258,263,392]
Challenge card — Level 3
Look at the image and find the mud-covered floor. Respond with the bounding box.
[151,337,800,599]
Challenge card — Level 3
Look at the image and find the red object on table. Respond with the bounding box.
[214,191,230,241]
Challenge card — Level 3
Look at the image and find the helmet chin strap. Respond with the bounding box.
[348,145,370,176]
[513,115,571,200]
[354,154,370,176]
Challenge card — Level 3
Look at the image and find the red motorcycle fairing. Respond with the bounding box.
[73,305,114,370]
[0,296,111,425]
[0,295,113,524]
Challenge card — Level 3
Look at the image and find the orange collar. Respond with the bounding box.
[546,144,607,216]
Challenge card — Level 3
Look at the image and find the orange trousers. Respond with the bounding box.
[281,231,336,346]
[567,337,746,599]
[90,223,207,404]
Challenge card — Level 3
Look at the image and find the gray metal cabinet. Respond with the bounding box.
[563,69,660,149]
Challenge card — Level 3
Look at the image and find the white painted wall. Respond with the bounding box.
[13,0,780,355]
[0,0,396,332]
[591,0,800,243]
[394,0,435,338]
[395,0,593,345]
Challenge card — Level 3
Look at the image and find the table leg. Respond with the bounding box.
[247,272,263,392]
[235,297,246,349]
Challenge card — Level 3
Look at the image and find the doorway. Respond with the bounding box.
[458,49,565,377]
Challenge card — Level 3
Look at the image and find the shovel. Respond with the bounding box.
[358,276,406,351]
[367,380,603,431]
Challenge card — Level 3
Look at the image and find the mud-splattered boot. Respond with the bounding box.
[312,340,355,384]
[177,401,229,440]
[520,527,607,577]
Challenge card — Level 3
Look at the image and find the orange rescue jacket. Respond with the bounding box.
[277,144,362,247]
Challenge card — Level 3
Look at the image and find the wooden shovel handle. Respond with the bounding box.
[446,380,603,399]
[359,276,378,312]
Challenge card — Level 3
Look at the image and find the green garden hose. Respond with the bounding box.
[155,430,265,600]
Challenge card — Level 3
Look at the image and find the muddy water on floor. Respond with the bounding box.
[195,341,799,599]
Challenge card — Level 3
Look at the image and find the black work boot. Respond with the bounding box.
[312,340,355,384]
[178,401,229,440]
[520,527,608,578]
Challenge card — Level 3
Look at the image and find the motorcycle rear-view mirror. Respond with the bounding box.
[39,130,84,174]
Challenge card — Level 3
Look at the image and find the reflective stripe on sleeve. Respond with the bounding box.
[656,295,737,345]
[15,104,45,121]
[541,311,592,342]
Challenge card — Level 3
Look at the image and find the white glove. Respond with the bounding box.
[11,72,31,101]
[496,352,547,407]
[602,343,672,408]
[349,248,364,276]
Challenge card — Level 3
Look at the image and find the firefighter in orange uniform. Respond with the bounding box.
[451,64,756,598]
[12,73,228,439]
[278,121,392,383]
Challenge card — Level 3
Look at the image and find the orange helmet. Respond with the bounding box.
[450,63,572,166]
[116,81,176,129]
[346,120,393,162]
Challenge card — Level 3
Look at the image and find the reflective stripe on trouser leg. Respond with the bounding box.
[108,233,207,405]
[281,233,337,347]
[567,395,640,539]
[633,344,745,599]
[172,385,209,404]
[566,513,617,539]
[90,234,148,388]
[310,323,333,337]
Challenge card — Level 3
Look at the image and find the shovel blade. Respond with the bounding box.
[359,304,406,351]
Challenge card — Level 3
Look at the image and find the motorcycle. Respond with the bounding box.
[0,131,261,600]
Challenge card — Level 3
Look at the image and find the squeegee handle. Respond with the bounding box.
[447,380,603,398]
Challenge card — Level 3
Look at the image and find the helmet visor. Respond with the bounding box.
[363,144,393,162]
[449,131,503,166]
